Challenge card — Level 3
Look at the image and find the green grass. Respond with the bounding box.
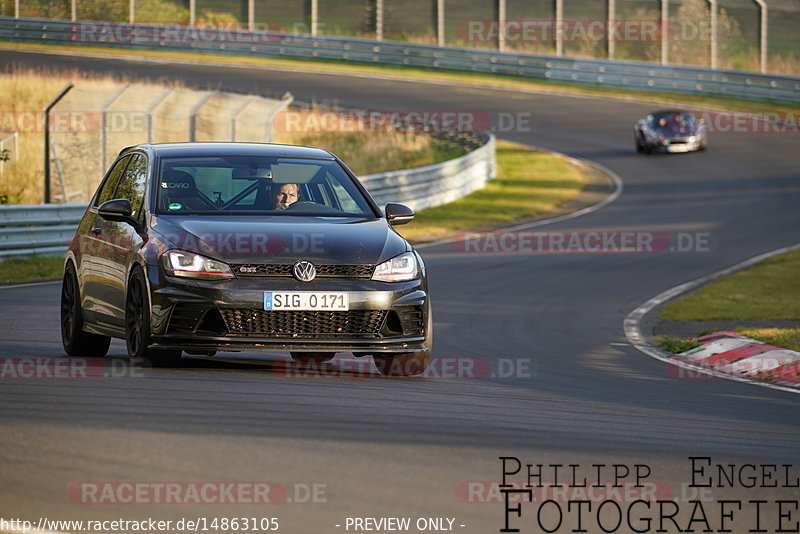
[737,328,800,353]
[3,40,800,117]
[660,250,800,321]
[0,254,63,284]
[399,140,586,240]
[656,336,701,354]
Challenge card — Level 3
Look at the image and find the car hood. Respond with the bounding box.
[151,215,409,265]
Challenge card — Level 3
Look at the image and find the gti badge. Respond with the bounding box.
[293,260,316,282]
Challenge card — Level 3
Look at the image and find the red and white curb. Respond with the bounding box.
[674,331,800,387]
[624,242,800,395]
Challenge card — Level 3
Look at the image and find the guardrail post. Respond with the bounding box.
[660,0,669,65]
[752,0,767,74]
[555,0,564,56]
[44,83,74,204]
[437,0,444,46]
[375,0,384,41]
[708,0,718,69]
[607,0,616,59]
[498,0,506,52]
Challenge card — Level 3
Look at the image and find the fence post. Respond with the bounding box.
[708,0,718,69]
[555,0,564,56]
[231,96,255,141]
[44,83,74,204]
[189,0,196,26]
[752,0,767,74]
[248,0,254,31]
[71,0,76,21]
[147,88,174,144]
[607,0,616,59]
[100,85,130,176]
[437,0,444,46]
[130,0,135,24]
[188,92,217,143]
[14,0,19,18]
[660,0,669,65]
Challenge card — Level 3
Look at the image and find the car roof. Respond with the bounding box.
[123,142,336,159]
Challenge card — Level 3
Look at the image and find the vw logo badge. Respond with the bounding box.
[293,260,316,282]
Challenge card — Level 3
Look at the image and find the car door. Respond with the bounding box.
[91,153,148,329]
[81,155,131,325]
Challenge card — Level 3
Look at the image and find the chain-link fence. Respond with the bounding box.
[47,83,292,203]
[2,0,797,74]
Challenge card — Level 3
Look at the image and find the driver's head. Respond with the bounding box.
[272,183,299,211]
[658,117,667,127]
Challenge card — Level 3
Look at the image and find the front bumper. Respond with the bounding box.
[147,269,429,354]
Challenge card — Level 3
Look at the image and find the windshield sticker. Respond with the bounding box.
[168,203,182,211]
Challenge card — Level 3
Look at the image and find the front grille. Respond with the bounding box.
[232,264,374,279]
[219,309,387,338]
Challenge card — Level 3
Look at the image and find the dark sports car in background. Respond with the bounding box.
[635,110,708,154]
[60,143,432,376]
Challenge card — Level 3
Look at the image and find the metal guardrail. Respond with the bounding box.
[1,17,799,103]
[0,203,85,258]
[362,133,495,212]
[0,134,495,258]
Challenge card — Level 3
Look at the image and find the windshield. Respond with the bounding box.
[155,155,376,217]
[651,112,697,134]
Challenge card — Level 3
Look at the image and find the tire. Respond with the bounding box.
[290,352,335,364]
[635,133,644,153]
[61,262,111,357]
[125,267,182,367]
[373,306,433,377]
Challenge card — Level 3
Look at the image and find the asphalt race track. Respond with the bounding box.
[1,50,800,533]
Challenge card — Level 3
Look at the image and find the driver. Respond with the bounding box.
[272,183,299,211]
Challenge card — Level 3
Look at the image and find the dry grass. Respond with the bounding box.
[0,69,463,204]
[273,110,465,175]
[0,67,179,204]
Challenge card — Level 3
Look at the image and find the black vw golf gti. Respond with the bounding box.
[61,143,432,376]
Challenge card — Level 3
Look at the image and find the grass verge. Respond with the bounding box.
[659,249,800,353]
[397,140,587,241]
[3,41,800,117]
[0,254,62,284]
[737,328,800,353]
[656,336,701,354]
[661,250,800,321]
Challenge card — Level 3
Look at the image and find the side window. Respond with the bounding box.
[114,154,148,219]
[93,155,131,208]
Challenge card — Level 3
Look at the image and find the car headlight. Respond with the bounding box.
[372,252,419,282]
[163,250,234,280]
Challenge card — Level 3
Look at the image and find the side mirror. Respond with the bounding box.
[98,198,138,228]
[385,202,415,226]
